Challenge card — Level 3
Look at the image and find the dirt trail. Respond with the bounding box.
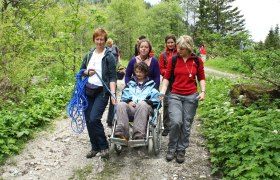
[0,77,214,180]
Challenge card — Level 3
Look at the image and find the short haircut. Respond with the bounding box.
[137,39,152,54]
[176,35,194,52]
[165,34,176,43]
[92,28,108,42]
[134,62,149,77]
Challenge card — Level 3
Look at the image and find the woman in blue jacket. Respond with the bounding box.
[114,62,160,140]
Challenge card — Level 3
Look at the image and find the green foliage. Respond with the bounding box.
[105,0,187,59]
[106,0,146,59]
[240,50,280,89]
[264,24,280,50]
[0,0,106,94]
[0,83,73,163]
[198,77,280,179]
[205,49,280,89]
[145,1,187,57]
[196,0,246,36]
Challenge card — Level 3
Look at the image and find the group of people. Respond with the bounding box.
[79,27,206,164]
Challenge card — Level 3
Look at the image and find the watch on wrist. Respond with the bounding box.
[201,90,206,93]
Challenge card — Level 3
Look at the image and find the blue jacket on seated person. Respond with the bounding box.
[121,77,160,108]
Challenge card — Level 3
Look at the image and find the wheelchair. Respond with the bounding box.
[109,103,162,156]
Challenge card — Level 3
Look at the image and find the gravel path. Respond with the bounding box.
[0,76,215,180]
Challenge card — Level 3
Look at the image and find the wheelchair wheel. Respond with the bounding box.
[114,144,123,155]
[153,113,162,155]
[148,138,153,155]
[109,142,115,153]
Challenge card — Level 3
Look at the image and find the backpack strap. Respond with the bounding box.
[115,46,119,55]
[163,51,167,64]
[192,53,199,70]
[168,55,178,90]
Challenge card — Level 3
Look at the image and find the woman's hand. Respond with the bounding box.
[158,93,165,101]
[128,101,136,107]
[111,93,117,105]
[84,69,95,76]
[197,91,205,101]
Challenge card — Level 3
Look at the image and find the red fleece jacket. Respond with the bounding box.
[158,47,177,76]
[163,55,205,95]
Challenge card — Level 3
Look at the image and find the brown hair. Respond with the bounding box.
[92,28,108,42]
[137,39,152,54]
[165,34,176,43]
[134,62,149,77]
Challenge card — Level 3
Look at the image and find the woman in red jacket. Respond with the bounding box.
[158,34,177,136]
[160,35,206,164]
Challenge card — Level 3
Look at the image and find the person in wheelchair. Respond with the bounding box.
[114,62,160,141]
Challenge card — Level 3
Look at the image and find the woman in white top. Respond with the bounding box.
[80,28,116,159]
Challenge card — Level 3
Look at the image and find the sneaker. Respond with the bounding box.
[176,150,185,163]
[86,150,99,158]
[100,149,109,159]
[161,129,169,136]
[166,151,175,161]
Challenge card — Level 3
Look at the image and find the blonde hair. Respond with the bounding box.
[176,35,194,52]
[107,38,113,45]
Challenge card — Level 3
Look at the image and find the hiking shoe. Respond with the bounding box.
[176,150,185,164]
[86,150,99,158]
[166,151,175,161]
[100,149,109,159]
[161,129,169,136]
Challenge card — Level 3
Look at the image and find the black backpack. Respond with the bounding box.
[169,53,199,90]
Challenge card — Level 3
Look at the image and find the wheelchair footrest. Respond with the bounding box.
[110,138,128,146]
[128,139,147,147]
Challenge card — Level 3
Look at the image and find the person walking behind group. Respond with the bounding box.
[158,34,177,136]
[80,28,116,159]
[106,38,121,66]
[160,35,206,164]
[125,39,160,89]
[199,44,207,62]
[106,38,123,127]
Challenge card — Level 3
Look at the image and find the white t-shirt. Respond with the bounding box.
[87,49,105,86]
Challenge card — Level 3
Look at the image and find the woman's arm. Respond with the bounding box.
[197,79,206,101]
[160,79,169,95]
[125,58,135,85]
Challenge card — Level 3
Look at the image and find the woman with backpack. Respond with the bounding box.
[158,34,178,136]
[80,28,116,159]
[159,35,206,164]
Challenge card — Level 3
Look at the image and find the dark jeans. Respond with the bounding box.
[85,91,109,151]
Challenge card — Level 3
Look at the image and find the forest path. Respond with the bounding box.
[0,67,233,180]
